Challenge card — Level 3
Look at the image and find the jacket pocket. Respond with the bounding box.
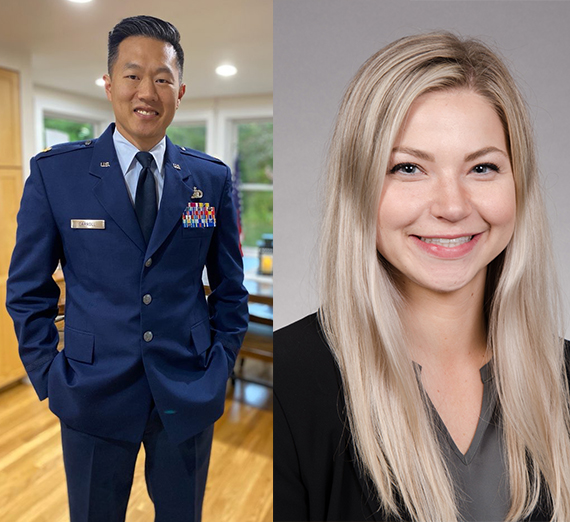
[63,325,94,364]
[190,318,211,355]
[182,226,214,239]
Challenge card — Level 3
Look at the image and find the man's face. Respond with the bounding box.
[104,35,185,151]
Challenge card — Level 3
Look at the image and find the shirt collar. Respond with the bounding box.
[112,128,166,176]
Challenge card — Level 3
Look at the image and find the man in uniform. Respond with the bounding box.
[6,15,248,522]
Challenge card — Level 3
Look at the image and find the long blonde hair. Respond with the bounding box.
[318,32,570,522]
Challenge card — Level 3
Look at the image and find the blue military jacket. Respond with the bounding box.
[6,123,248,444]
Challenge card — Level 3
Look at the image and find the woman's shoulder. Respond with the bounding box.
[275,312,331,356]
[274,312,341,393]
[274,313,345,425]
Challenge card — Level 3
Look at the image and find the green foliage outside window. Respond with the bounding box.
[166,125,207,152]
[237,122,273,184]
[237,121,273,248]
[241,191,273,248]
[44,117,94,146]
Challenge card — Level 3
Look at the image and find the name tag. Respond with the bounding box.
[71,219,105,229]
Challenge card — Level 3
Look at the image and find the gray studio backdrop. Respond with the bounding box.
[274,0,570,334]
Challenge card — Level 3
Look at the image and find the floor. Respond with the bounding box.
[0,360,272,522]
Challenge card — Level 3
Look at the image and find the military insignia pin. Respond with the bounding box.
[191,187,203,199]
[182,202,216,228]
[172,163,181,170]
[100,161,110,168]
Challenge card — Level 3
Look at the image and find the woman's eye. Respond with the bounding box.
[390,163,420,175]
[472,163,499,174]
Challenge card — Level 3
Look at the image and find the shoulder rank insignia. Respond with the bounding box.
[42,147,52,153]
[191,187,203,199]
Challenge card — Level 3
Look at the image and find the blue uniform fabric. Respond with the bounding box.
[6,123,249,445]
[60,406,214,522]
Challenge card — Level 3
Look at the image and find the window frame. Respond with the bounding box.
[170,108,215,155]
[35,90,112,154]
[231,117,273,253]
[214,105,273,256]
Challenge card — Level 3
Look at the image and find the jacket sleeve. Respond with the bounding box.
[205,165,249,367]
[6,157,63,400]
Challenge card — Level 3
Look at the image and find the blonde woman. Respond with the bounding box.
[274,33,570,522]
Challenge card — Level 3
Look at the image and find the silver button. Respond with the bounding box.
[143,294,152,305]
[143,331,153,342]
[145,258,152,267]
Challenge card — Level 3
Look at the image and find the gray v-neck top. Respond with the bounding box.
[426,362,509,522]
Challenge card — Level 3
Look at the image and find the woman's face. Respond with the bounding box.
[376,89,516,296]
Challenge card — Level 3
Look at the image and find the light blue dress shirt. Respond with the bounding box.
[112,128,166,208]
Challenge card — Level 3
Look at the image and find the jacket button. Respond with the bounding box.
[143,331,153,342]
[145,258,153,267]
[143,294,152,305]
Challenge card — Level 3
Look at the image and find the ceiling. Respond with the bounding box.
[0,0,272,100]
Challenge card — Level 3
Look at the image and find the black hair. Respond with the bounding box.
[108,15,184,80]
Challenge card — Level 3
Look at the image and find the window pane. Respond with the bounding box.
[235,120,273,249]
[237,121,273,185]
[240,190,273,248]
[44,117,94,147]
[167,125,207,152]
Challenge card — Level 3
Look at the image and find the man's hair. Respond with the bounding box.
[108,15,184,80]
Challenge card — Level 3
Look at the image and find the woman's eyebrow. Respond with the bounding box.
[392,146,508,163]
[392,147,434,161]
[464,147,508,162]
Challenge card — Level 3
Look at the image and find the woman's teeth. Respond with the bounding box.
[419,236,473,247]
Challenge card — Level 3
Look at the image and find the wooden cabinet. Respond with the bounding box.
[0,67,25,389]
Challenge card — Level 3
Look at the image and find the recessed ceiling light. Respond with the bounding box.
[68,0,93,3]
[216,65,237,77]
[95,78,105,87]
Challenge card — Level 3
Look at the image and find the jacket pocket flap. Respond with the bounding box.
[64,326,94,364]
[190,318,211,354]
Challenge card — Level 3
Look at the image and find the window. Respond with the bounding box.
[234,120,273,248]
[44,116,94,148]
[166,124,207,152]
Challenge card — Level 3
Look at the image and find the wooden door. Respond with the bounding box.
[0,67,25,389]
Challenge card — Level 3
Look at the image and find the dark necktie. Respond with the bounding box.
[135,151,157,245]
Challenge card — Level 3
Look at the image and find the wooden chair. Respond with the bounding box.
[232,313,273,388]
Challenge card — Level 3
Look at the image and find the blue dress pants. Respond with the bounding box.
[60,405,214,522]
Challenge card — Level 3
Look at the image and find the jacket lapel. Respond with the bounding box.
[146,138,194,256]
[90,125,147,253]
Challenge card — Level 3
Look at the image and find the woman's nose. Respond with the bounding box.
[430,177,472,222]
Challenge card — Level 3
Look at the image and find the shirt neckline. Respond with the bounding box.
[416,359,497,465]
[112,128,166,177]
